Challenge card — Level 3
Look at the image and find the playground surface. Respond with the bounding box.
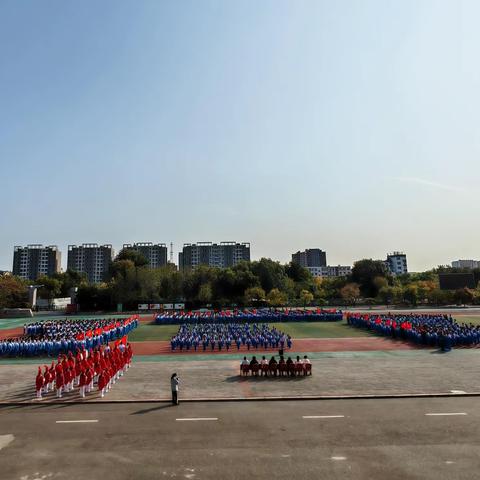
[2,397,480,480]
[2,348,480,403]
[2,309,480,404]
[3,312,480,357]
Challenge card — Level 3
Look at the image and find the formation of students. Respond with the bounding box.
[347,313,480,350]
[0,316,138,357]
[157,308,342,325]
[170,323,292,352]
[34,343,133,399]
[240,354,312,376]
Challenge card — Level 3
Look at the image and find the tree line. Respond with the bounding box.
[2,251,480,311]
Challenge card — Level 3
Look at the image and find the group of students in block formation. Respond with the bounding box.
[34,342,133,399]
[0,316,138,357]
[346,313,480,350]
[170,323,293,352]
[156,308,342,325]
[240,354,312,376]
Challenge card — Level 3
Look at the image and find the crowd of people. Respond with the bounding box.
[0,316,138,357]
[34,343,133,399]
[240,354,312,377]
[347,313,480,350]
[170,323,292,352]
[157,308,342,325]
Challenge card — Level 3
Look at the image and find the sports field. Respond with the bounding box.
[453,315,480,326]
[127,320,370,342]
[3,313,480,342]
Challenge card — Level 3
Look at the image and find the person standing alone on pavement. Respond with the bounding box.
[171,373,179,405]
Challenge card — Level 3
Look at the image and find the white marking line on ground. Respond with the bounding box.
[55,420,99,424]
[0,434,14,451]
[450,390,466,394]
[425,413,467,416]
[302,415,345,419]
[176,418,218,422]
[331,456,347,461]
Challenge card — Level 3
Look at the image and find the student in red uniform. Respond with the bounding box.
[61,355,68,374]
[55,367,64,398]
[63,367,71,393]
[79,369,87,398]
[85,366,93,394]
[97,370,107,398]
[35,367,44,399]
[126,343,133,369]
[43,365,52,394]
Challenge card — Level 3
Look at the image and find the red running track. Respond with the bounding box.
[0,329,419,354]
[130,337,419,355]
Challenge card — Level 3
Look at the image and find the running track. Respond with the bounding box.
[0,327,418,354]
[129,337,418,355]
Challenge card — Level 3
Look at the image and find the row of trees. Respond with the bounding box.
[2,253,480,311]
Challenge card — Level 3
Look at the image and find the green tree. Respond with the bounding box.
[53,269,88,296]
[454,287,475,305]
[198,283,213,304]
[266,288,287,307]
[378,285,395,305]
[250,258,287,293]
[36,275,62,300]
[427,289,453,305]
[0,275,28,309]
[159,267,183,302]
[244,286,266,305]
[312,277,327,303]
[340,283,360,305]
[115,248,149,267]
[76,283,112,311]
[285,262,312,283]
[351,259,390,297]
[299,289,314,307]
[373,276,389,291]
[403,284,419,306]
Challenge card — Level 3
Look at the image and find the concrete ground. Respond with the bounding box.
[1,397,480,480]
[3,349,480,402]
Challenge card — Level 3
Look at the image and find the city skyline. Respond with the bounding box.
[2,1,480,272]
[8,241,412,275]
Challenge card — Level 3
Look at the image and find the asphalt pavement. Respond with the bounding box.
[1,397,480,480]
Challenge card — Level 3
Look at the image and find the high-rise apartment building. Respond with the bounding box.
[452,260,480,270]
[12,245,61,281]
[386,252,408,275]
[122,243,168,269]
[292,249,327,268]
[179,242,250,270]
[307,265,352,278]
[67,244,114,283]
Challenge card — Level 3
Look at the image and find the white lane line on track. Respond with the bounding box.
[0,434,14,451]
[176,418,218,421]
[303,415,345,419]
[331,456,347,461]
[55,420,99,424]
[425,413,467,416]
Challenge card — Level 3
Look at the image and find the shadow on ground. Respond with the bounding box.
[225,375,311,383]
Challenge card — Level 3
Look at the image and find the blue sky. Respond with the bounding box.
[1,0,479,272]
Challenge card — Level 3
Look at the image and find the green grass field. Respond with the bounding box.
[453,315,480,326]
[128,324,180,341]
[128,321,370,341]
[129,314,480,341]
[268,321,369,338]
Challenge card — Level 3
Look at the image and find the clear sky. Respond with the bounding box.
[1,0,479,272]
